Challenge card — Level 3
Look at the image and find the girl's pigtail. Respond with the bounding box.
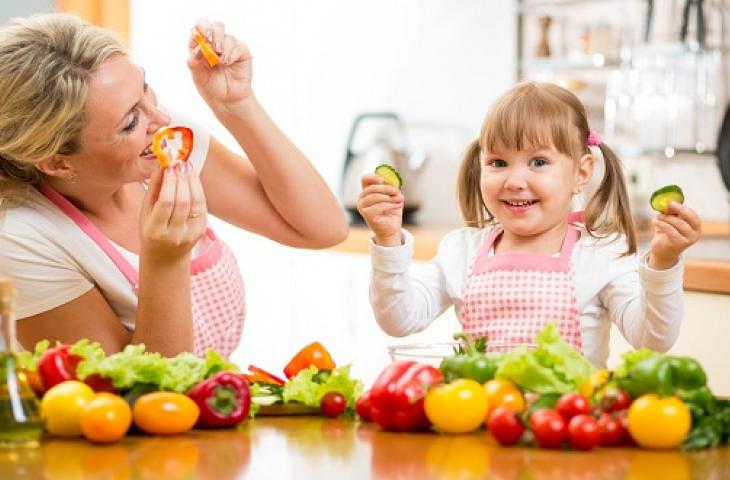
[583,142,637,255]
[457,140,490,228]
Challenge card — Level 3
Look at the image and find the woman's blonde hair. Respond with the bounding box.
[0,13,128,205]
[457,82,636,255]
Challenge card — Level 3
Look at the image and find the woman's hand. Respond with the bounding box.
[187,20,253,112]
[648,202,701,270]
[357,174,404,247]
[140,164,208,261]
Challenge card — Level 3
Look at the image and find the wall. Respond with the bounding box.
[0,0,53,22]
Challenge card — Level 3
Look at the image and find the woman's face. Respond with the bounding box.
[67,54,170,186]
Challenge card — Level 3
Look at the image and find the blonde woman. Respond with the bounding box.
[0,14,348,357]
[358,82,701,368]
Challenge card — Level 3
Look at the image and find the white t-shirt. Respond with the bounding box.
[0,112,211,330]
[369,226,685,368]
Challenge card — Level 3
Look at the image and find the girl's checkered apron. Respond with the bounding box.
[40,184,245,358]
[460,217,583,352]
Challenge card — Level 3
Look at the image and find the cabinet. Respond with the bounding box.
[517,0,729,157]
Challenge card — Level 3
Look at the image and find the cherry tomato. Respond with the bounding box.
[133,392,199,435]
[555,393,590,421]
[567,414,600,451]
[320,391,347,418]
[596,412,624,447]
[487,406,525,446]
[40,380,95,437]
[529,409,567,449]
[356,391,373,422]
[484,379,525,416]
[627,394,690,449]
[598,387,632,413]
[79,392,132,443]
[424,379,489,434]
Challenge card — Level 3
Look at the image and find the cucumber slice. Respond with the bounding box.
[374,164,402,189]
[650,184,684,212]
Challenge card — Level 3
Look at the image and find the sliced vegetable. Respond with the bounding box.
[246,365,286,385]
[187,371,251,428]
[374,164,402,189]
[151,126,194,168]
[193,28,221,67]
[649,184,684,213]
[283,341,335,379]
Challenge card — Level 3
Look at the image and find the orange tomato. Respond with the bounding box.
[80,392,132,443]
[483,379,525,417]
[133,392,199,435]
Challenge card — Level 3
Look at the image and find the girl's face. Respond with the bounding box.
[480,143,593,241]
[65,55,170,187]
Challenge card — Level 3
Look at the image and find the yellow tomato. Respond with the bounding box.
[579,369,610,398]
[483,379,525,417]
[424,379,488,434]
[133,392,199,435]
[627,394,691,449]
[80,392,132,443]
[40,380,95,437]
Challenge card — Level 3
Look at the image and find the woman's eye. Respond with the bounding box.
[530,157,547,167]
[122,113,139,133]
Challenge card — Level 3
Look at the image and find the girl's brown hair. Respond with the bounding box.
[457,82,636,255]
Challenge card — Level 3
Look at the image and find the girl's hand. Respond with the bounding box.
[187,20,253,112]
[140,164,208,261]
[648,202,701,270]
[357,174,404,247]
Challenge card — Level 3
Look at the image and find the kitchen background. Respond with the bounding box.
[3,1,730,392]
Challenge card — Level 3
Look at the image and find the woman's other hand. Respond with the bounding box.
[141,164,208,261]
[648,202,701,270]
[357,174,404,247]
[187,20,253,112]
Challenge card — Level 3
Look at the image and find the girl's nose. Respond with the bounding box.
[504,168,527,190]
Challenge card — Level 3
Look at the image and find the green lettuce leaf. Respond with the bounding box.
[282,365,364,409]
[613,348,658,378]
[16,339,50,371]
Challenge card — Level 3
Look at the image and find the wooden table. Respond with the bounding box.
[1,417,728,479]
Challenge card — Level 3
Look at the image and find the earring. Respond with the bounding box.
[67,173,78,184]
[573,187,582,195]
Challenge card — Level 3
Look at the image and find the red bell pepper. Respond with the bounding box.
[187,371,251,428]
[283,341,336,379]
[37,344,116,393]
[245,365,285,385]
[367,360,443,432]
[151,126,194,168]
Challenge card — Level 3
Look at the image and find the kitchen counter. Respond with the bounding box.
[2,417,727,479]
[330,223,730,295]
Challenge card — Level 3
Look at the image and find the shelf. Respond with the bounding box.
[520,54,621,72]
[519,0,726,12]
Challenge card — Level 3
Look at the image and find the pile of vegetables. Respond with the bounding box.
[357,323,730,451]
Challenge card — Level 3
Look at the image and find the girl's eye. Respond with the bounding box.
[488,159,507,168]
[530,157,548,167]
[122,112,139,133]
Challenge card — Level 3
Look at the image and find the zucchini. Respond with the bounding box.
[374,164,402,189]
[649,185,684,213]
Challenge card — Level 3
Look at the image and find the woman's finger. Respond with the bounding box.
[186,167,208,222]
[143,167,165,216]
[149,168,178,225]
[168,167,191,228]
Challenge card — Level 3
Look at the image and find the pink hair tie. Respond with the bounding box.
[587,131,602,147]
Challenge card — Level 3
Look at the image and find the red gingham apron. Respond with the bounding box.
[39,184,246,358]
[460,214,583,352]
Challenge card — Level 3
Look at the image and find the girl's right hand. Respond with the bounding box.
[357,174,404,247]
[140,164,208,261]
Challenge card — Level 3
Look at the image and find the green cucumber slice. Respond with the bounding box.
[649,184,684,212]
[374,164,403,189]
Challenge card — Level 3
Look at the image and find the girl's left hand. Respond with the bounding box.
[187,20,253,111]
[648,202,701,270]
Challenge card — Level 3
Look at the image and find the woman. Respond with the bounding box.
[0,14,348,357]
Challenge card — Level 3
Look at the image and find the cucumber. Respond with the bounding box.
[649,184,684,213]
[374,164,402,189]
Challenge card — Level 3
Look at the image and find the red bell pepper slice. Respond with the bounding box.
[187,371,251,428]
[246,365,286,385]
[151,126,194,168]
[368,360,443,432]
[36,344,116,393]
[193,29,221,67]
[283,341,336,379]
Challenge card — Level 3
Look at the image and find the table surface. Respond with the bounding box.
[1,416,728,479]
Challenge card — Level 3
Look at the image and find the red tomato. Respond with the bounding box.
[320,392,347,418]
[615,410,635,446]
[555,393,590,421]
[356,391,373,422]
[487,406,525,446]
[599,388,632,413]
[529,409,567,449]
[567,414,601,450]
[596,413,624,447]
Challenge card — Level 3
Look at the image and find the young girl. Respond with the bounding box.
[357,82,701,368]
